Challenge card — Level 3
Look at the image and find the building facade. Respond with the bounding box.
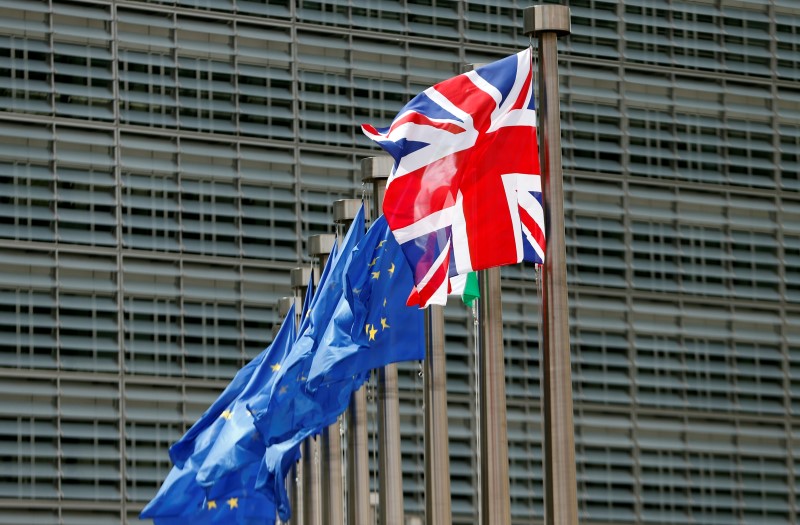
[0,0,798,523]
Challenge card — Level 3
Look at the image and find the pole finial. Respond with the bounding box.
[309,234,336,257]
[360,155,393,183]
[523,5,571,37]
[333,199,363,224]
[290,266,313,289]
[277,296,298,318]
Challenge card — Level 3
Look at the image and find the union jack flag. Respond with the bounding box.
[362,48,545,307]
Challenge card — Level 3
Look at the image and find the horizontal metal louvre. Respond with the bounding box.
[0,0,797,524]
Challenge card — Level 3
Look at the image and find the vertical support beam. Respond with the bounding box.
[289,266,313,525]
[301,439,321,525]
[289,443,303,525]
[333,199,371,525]
[456,60,510,525]
[306,234,337,525]
[524,6,578,525]
[346,384,370,525]
[275,296,296,525]
[477,267,511,525]
[320,411,343,525]
[424,304,452,524]
[323,199,363,525]
[361,156,404,525]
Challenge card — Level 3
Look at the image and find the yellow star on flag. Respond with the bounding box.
[352,287,361,295]
[271,363,281,372]
[365,323,370,335]
[207,500,217,510]
[227,497,239,509]
[368,324,378,341]
[381,317,390,330]
[279,385,288,395]
[368,257,379,267]
[388,262,395,275]
[371,271,380,280]
[221,410,233,420]
[377,240,387,247]
[383,298,387,307]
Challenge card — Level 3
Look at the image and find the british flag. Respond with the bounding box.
[362,48,545,307]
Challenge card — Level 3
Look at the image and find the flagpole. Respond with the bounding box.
[424,302,452,524]
[288,266,316,525]
[362,155,405,525]
[476,266,511,525]
[450,57,511,525]
[307,234,337,525]
[275,297,291,525]
[331,198,365,525]
[333,198,371,525]
[523,6,578,525]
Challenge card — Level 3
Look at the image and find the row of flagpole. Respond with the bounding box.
[271,6,576,525]
[275,158,400,525]
[144,5,576,525]
[334,198,372,525]
[276,164,512,524]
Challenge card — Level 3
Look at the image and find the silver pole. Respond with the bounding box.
[455,57,512,525]
[361,155,405,525]
[306,234,337,525]
[346,384,370,525]
[424,304,452,524]
[288,266,312,525]
[333,198,372,525]
[477,266,511,525]
[329,199,364,525]
[275,296,296,525]
[523,6,579,525]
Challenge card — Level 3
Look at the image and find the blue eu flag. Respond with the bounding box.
[143,304,297,523]
[254,427,309,521]
[169,349,267,468]
[193,302,297,486]
[307,215,424,388]
[249,203,365,446]
[140,435,276,524]
[253,215,426,524]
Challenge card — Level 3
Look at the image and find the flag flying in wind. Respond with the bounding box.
[168,343,272,469]
[193,302,297,487]
[249,204,365,446]
[142,304,298,524]
[168,295,300,469]
[255,426,308,521]
[140,421,277,525]
[362,48,545,307]
[306,215,424,388]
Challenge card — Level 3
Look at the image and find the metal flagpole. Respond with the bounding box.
[523,6,578,525]
[361,155,405,525]
[424,302,451,525]
[287,266,311,525]
[334,198,371,525]
[459,57,512,525]
[275,296,298,525]
[477,266,511,525]
[327,199,364,525]
[306,234,337,525]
